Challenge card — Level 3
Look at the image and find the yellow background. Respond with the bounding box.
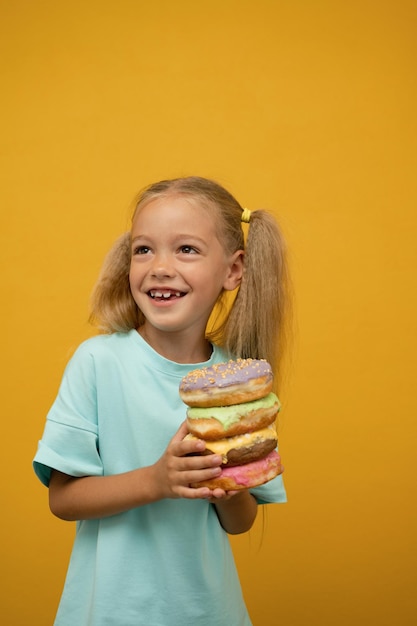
[1,1,416,624]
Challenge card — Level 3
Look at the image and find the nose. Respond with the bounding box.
[150,251,175,278]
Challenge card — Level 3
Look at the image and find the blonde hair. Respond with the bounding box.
[89,177,292,384]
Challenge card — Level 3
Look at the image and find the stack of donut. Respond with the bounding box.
[179,358,282,491]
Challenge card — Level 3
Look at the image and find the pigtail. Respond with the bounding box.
[89,232,141,333]
[86,177,292,387]
[222,210,292,387]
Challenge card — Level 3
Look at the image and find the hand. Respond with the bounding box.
[206,488,240,502]
[211,489,259,534]
[153,422,223,500]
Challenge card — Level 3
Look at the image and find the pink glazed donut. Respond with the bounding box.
[190,450,282,491]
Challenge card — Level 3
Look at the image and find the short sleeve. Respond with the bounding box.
[33,343,103,486]
[250,472,287,504]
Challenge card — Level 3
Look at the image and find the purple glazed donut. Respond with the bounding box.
[179,358,273,408]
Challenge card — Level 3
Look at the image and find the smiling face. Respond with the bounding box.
[129,194,243,348]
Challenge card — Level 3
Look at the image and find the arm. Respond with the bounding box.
[49,465,164,521]
[49,422,223,521]
[212,490,258,535]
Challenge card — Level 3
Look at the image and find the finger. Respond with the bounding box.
[178,453,223,471]
[171,421,190,443]
[169,422,205,457]
[209,488,239,500]
[170,422,211,458]
[180,464,222,489]
[179,485,214,500]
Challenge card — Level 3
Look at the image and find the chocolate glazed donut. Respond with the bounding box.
[185,423,278,467]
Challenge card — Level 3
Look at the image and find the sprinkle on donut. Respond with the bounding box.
[179,358,283,490]
[179,359,273,408]
[180,358,272,391]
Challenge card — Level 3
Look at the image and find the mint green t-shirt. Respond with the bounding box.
[33,330,286,626]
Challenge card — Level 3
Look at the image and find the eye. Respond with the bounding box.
[133,245,151,255]
[180,245,198,254]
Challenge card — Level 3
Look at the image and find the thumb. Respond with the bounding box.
[171,420,189,443]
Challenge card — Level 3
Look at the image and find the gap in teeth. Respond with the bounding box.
[150,290,181,298]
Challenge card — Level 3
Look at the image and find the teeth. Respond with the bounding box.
[150,290,182,299]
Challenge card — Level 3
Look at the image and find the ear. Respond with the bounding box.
[223,250,244,291]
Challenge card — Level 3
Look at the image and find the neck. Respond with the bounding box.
[138,324,212,364]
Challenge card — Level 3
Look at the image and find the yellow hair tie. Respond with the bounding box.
[241,208,251,224]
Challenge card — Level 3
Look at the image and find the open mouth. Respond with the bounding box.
[148,290,185,301]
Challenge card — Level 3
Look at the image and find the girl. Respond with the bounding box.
[33,176,291,626]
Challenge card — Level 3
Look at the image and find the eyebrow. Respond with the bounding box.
[131,234,208,245]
